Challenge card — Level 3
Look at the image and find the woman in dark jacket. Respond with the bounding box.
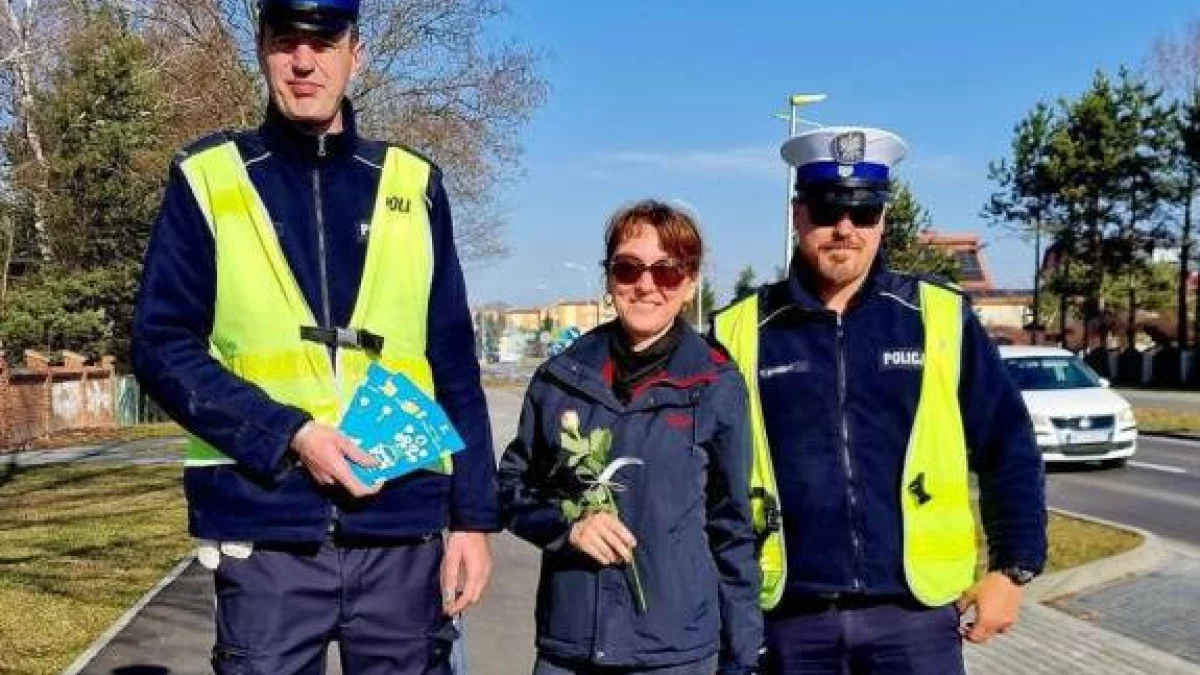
[499,200,762,675]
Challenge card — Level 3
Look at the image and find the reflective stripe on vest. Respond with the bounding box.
[713,281,974,609]
[178,140,452,474]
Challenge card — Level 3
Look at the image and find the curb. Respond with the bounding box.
[11,436,188,457]
[60,554,197,675]
[1142,431,1200,443]
[1025,507,1168,603]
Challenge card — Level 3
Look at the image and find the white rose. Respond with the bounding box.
[561,409,580,435]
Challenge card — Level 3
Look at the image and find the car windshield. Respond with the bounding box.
[1004,356,1102,391]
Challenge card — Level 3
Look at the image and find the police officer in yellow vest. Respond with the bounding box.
[132,1,497,672]
[713,127,1047,674]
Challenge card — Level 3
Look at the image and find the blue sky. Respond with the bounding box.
[464,0,1196,308]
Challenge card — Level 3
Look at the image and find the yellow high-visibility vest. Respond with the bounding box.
[178,140,450,474]
[713,281,974,608]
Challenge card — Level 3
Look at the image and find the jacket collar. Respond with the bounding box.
[545,320,723,411]
[260,97,358,162]
[787,249,891,313]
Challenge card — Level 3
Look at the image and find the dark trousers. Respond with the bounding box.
[211,537,455,675]
[762,599,965,675]
[532,653,719,675]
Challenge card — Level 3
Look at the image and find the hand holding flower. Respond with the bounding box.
[569,511,637,566]
[556,409,649,612]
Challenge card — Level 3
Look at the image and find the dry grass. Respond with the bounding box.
[1134,407,1200,436]
[974,508,1142,577]
[1044,511,1142,573]
[0,463,191,675]
[28,422,184,451]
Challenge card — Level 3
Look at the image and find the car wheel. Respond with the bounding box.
[1100,458,1127,469]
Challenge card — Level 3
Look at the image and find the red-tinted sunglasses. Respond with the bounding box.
[605,256,689,289]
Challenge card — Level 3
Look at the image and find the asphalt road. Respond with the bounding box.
[1046,434,1200,546]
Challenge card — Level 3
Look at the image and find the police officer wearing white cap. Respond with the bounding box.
[712,127,1047,674]
[133,0,498,672]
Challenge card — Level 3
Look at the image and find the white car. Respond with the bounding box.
[998,346,1138,467]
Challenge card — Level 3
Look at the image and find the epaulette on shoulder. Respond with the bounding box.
[760,279,793,314]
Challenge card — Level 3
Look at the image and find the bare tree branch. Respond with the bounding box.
[3,0,52,260]
[0,211,14,305]
[1149,19,1200,96]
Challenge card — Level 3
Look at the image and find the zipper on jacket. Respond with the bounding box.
[836,315,864,592]
[314,135,332,338]
[314,134,340,534]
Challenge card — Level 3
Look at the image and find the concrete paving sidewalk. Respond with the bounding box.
[1051,544,1200,666]
[964,601,1200,674]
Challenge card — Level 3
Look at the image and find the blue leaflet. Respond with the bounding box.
[342,363,465,487]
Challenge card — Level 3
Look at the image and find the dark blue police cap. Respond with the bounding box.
[259,0,360,37]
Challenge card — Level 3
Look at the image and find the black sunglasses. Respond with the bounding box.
[605,256,689,289]
[804,201,885,228]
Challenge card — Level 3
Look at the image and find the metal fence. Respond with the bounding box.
[115,375,170,426]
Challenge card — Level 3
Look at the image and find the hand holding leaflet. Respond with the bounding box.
[340,363,465,487]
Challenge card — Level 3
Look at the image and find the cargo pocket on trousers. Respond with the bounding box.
[211,643,255,675]
[425,617,460,674]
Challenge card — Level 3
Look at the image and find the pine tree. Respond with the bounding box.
[884,182,959,280]
[732,266,758,300]
[1111,69,1177,347]
[985,102,1059,340]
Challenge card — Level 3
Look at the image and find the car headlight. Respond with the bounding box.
[1117,407,1136,426]
[1031,414,1054,432]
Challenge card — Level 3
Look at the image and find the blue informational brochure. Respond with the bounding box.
[341,363,465,487]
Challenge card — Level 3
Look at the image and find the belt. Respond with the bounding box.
[772,593,918,615]
[251,533,441,555]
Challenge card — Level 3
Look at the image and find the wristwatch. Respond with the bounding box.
[996,565,1038,586]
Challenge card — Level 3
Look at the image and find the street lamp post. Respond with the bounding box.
[778,93,828,274]
[1030,212,1042,345]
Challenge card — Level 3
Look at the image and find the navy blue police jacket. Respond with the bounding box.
[132,100,499,541]
[747,256,1047,601]
[498,322,762,675]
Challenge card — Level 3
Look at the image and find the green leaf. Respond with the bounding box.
[588,429,613,461]
[581,456,605,475]
[561,500,582,522]
[560,435,589,455]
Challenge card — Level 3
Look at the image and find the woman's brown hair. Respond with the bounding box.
[603,199,703,275]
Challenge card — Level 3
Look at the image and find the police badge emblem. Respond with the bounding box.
[831,131,866,164]
[831,131,866,178]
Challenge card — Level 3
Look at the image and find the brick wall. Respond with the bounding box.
[0,350,117,452]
